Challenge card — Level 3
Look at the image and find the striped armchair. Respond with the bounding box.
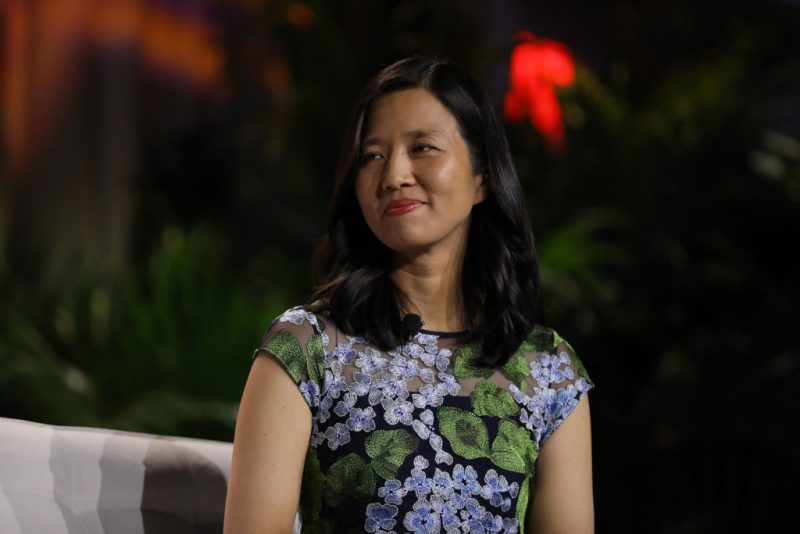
[0,417,232,533]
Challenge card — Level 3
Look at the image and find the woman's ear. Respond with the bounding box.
[473,174,488,205]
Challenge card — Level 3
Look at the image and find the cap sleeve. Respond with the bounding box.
[254,306,327,410]
[513,327,594,445]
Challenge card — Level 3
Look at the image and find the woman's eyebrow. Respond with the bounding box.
[362,129,444,147]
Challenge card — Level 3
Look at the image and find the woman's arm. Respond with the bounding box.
[224,353,312,534]
[527,394,594,534]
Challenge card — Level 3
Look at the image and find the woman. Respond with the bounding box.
[225,56,594,534]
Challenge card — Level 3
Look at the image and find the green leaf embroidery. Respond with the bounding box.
[301,448,325,521]
[552,328,566,348]
[526,324,555,353]
[262,330,305,382]
[453,345,494,379]
[323,453,374,506]
[500,351,529,390]
[438,406,490,459]
[489,420,538,474]
[306,334,325,385]
[471,380,520,418]
[516,476,530,528]
[365,429,419,480]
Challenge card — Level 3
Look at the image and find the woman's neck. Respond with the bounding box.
[390,252,465,333]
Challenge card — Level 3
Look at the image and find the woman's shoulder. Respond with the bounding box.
[255,305,334,358]
[521,324,569,354]
[270,304,326,331]
[503,324,594,445]
[505,324,593,388]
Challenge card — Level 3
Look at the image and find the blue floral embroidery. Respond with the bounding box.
[356,347,389,375]
[377,375,409,399]
[346,406,377,432]
[405,469,433,499]
[378,479,408,505]
[365,503,398,533]
[412,409,435,439]
[403,498,442,533]
[412,383,445,409]
[461,497,504,533]
[419,346,452,372]
[299,380,320,407]
[333,342,357,364]
[431,468,455,500]
[437,371,461,395]
[509,350,591,443]
[323,421,350,450]
[318,395,333,423]
[502,518,519,534]
[480,469,512,512]
[323,364,348,399]
[280,307,307,325]
[441,500,460,531]
[382,396,414,425]
[390,354,420,381]
[333,391,357,418]
[419,367,436,384]
[268,309,590,533]
[430,433,454,465]
[370,461,521,534]
[453,464,481,496]
[350,372,384,404]
[405,456,433,498]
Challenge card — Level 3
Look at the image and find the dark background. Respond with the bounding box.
[2,1,799,531]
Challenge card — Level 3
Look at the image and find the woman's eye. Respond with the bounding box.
[361,152,382,163]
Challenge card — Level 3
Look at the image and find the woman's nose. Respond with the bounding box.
[380,151,415,191]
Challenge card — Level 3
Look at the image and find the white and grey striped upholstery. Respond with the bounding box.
[0,417,232,533]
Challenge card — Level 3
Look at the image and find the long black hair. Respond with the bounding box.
[309,56,544,368]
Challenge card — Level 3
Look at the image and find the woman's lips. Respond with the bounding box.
[384,199,423,215]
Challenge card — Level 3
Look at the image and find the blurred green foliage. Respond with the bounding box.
[1,226,288,439]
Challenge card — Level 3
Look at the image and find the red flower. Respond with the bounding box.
[504,31,575,152]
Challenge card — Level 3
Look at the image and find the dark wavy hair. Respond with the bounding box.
[308,56,544,368]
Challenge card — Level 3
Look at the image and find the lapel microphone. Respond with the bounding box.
[402,314,424,339]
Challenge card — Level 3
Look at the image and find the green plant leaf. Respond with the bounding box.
[324,453,374,506]
[516,476,530,528]
[365,429,419,480]
[453,345,493,379]
[438,406,489,459]
[262,330,305,382]
[490,420,538,474]
[472,380,520,418]
[306,334,325,384]
[301,448,325,521]
[501,352,529,390]
[525,324,555,353]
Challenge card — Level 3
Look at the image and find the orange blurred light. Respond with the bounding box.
[286,2,315,29]
[504,31,575,153]
[88,0,142,48]
[262,58,293,95]
[1,0,225,175]
[140,5,223,87]
[3,0,29,175]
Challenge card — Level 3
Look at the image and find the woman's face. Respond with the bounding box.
[355,88,485,259]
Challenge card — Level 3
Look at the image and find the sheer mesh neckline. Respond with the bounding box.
[418,328,468,338]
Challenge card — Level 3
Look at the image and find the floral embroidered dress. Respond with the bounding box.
[255,307,593,534]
